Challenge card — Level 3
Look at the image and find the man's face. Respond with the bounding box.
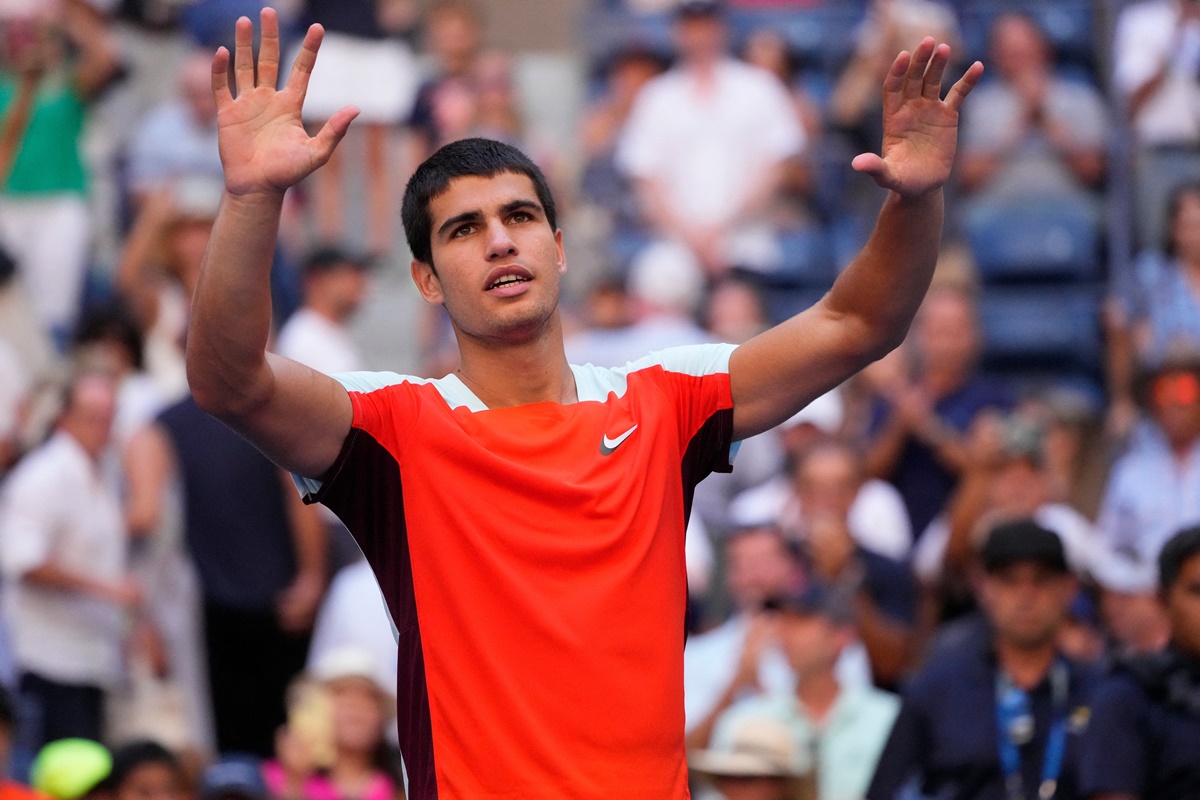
[673,14,726,63]
[725,529,794,612]
[1148,370,1200,449]
[777,610,843,678]
[1165,553,1200,659]
[794,446,860,521]
[413,172,565,346]
[310,264,369,321]
[914,289,979,377]
[981,561,1076,650]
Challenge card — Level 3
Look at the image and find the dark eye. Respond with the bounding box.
[451,224,475,238]
[510,211,533,223]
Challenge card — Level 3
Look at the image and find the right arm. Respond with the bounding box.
[186,10,358,478]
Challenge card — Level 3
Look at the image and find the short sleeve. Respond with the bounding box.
[1077,675,1149,797]
[0,462,58,578]
[291,371,423,500]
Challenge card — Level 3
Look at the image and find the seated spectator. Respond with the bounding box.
[696,584,898,800]
[0,0,120,345]
[406,0,483,163]
[616,0,806,275]
[264,647,403,799]
[0,370,144,748]
[1092,547,1170,658]
[1079,525,1200,799]
[867,520,1100,800]
[863,284,1014,541]
[105,741,187,800]
[124,50,223,202]
[1114,0,1200,244]
[1107,181,1200,437]
[29,739,111,800]
[731,430,913,561]
[689,714,814,800]
[957,13,1107,211]
[704,275,771,347]
[275,247,371,377]
[114,175,223,403]
[913,411,1099,623]
[1097,350,1200,569]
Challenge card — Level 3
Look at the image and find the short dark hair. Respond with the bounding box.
[107,740,183,788]
[401,138,558,267]
[1159,525,1200,595]
[73,301,146,372]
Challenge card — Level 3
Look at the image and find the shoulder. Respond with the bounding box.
[572,343,737,402]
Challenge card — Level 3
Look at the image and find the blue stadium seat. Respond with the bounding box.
[966,200,1101,283]
[978,284,1102,368]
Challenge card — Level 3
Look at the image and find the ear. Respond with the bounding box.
[410,259,444,305]
[555,228,566,275]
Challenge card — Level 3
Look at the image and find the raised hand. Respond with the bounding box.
[212,8,359,197]
[852,37,984,200]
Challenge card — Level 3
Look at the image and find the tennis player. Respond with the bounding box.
[186,9,982,798]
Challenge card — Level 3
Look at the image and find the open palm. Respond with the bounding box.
[852,38,984,200]
[213,9,359,197]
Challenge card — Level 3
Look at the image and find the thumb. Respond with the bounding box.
[311,104,360,164]
[851,152,890,185]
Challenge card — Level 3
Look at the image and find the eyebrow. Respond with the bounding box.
[435,198,544,238]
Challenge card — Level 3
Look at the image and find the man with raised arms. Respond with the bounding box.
[186,9,982,798]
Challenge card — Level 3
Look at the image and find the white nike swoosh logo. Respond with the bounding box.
[600,424,638,455]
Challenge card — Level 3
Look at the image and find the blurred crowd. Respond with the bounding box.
[0,0,1198,797]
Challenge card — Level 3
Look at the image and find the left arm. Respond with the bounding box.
[730,40,983,440]
[276,469,327,633]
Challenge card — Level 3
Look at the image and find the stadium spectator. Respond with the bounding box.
[115,175,223,403]
[124,50,224,202]
[407,0,484,163]
[684,524,873,736]
[695,583,898,800]
[615,0,806,275]
[1079,525,1200,799]
[275,247,371,376]
[1114,0,1200,245]
[867,520,1100,800]
[0,0,120,346]
[0,370,143,747]
[704,274,771,348]
[957,13,1107,211]
[1097,351,1200,569]
[689,714,814,800]
[296,0,418,254]
[863,284,1014,540]
[264,647,403,799]
[1106,181,1200,437]
[156,393,326,758]
[1091,548,1171,658]
[913,411,1099,625]
[105,740,187,800]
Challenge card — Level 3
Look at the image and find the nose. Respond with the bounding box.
[485,218,517,260]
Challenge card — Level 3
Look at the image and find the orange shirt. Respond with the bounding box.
[296,344,736,799]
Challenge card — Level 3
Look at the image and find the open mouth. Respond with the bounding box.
[488,275,531,290]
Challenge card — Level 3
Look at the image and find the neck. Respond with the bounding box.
[307,300,346,326]
[995,637,1057,689]
[794,669,840,723]
[454,318,576,408]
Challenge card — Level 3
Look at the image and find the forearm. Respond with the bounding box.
[0,73,38,184]
[186,191,284,416]
[284,475,327,580]
[826,188,944,355]
[854,593,912,687]
[24,562,122,601]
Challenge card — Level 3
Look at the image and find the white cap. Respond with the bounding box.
[690,715,811,778]
[311,645,391,697]
[628,240,706,315]
[1092,547,1158,595]
[780,388,845,434]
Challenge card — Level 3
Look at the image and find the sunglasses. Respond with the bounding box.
[1151,372,1200,407]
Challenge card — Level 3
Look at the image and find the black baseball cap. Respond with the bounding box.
[980,519,1069,574]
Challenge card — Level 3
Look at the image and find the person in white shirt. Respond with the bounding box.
[275,247,371,377]
[0,369,142,746]
[616,0,806,275]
